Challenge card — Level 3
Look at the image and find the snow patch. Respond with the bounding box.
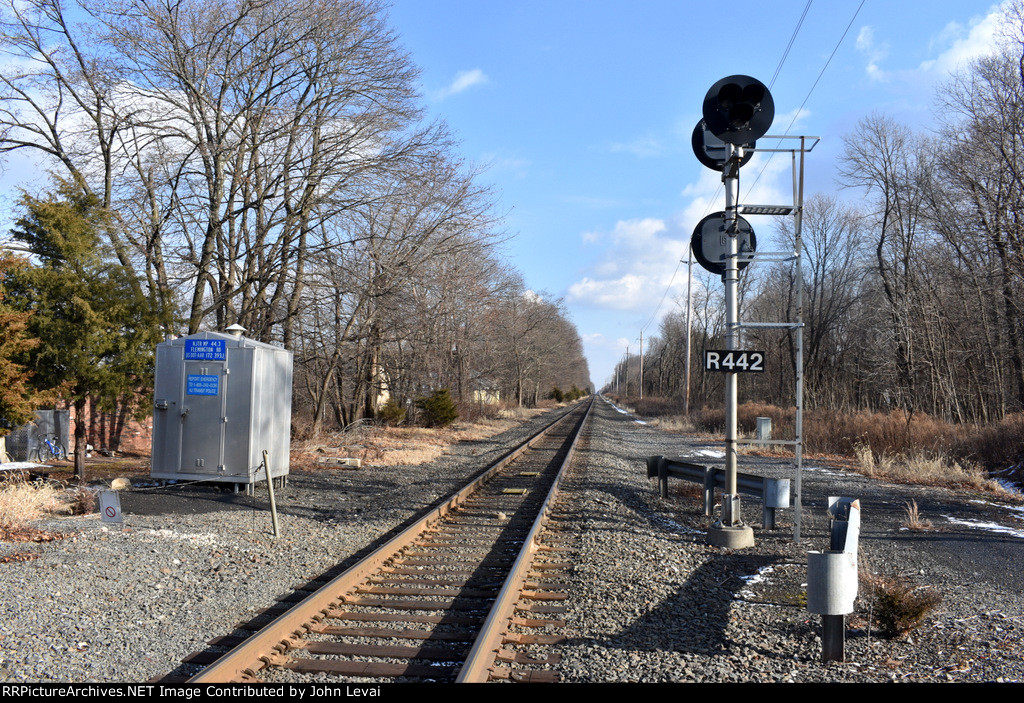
[943,515,1024,539]
[0,462,51,471]
[803,466,846,477]
[738,564,780,599]
[651,513,703,535]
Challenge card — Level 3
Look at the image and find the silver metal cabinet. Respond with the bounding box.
[150,331,292,486]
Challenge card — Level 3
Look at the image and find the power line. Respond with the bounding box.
[743,0,867,201]
[770,0,814,89]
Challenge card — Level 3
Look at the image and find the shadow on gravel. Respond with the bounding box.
[120,473,402,521]
[564,552,782,659]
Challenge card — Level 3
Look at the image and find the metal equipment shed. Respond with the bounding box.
[150,329,292,488]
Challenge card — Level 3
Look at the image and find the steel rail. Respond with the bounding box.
[188,401,588,683]
[455,397,592,682]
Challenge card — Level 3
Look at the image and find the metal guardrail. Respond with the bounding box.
[646,455,791,529]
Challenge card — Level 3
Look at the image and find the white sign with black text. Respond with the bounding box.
[703,350,766,373]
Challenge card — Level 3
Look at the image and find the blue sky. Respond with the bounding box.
[385,0,1011,388]
[0,1,1010,389]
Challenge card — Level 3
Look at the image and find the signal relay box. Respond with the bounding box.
[150,330,292,486]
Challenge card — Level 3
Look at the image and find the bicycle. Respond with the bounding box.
[29,434,68,463]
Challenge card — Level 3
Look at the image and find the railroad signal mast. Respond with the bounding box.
[693,75,816,547]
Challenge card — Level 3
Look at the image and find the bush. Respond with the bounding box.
[549,387,564,403]
[415,389,459,428]
[378,398,407,426]
[456,398,505,422]
[630,396,683,418]
[867,574,942,639]
[68,486,97,515]
[564,384,587,401]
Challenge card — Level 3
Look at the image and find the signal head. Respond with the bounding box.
[702,75,774,145]
[691,120,755,171]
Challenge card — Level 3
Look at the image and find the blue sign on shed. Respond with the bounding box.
[184,339,226,361]
[186,374,220,396]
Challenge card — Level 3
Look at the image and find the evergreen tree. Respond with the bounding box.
[414,389,459,428]
[0,254,41,435]
[6,183,165,478]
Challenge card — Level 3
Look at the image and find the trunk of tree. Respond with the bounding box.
[73,397,87,481]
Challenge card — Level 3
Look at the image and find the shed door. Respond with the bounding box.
[180,361,230,475]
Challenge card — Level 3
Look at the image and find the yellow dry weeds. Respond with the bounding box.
[0,476,70,532]
[298,408,548,468]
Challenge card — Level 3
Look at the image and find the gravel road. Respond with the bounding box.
[1,397,1022,683]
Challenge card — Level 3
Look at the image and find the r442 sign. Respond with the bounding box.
[703,350,765,373]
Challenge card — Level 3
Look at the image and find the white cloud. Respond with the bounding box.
[567,217,689,312]
[919,8,1002,75]
[856,25,891,82]
[563,194,629,210]
[858,7,1003,85]
[481,151,530,178]
[432,68,488,101]
[569,274,651,310]
[679,149,792,225]
[766,106,812,139]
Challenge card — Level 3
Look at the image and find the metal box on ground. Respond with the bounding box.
[150,331,293,488]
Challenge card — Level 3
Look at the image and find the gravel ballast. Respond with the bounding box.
[2,398,1023,683]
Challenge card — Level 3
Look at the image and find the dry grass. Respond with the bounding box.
[649,415,698,434]
[902,499,934,531]
[673,481,704,500]
[68,486,98,515]
[294,410,547,469]
[853,443,1002,492]
[0,476,70,534]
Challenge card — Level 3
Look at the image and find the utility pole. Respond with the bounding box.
[638,331,644,401]
[684,247,693,416]
[624,345,629,397]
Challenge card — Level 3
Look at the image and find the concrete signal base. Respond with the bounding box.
[707,522,755,549]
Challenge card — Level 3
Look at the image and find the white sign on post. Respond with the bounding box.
[99,490,122,524]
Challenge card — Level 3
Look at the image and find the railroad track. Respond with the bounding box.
[183,398,593,683]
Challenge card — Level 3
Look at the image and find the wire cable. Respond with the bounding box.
[743,0,867,201]
[770,0,814,89]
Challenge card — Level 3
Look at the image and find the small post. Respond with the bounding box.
[703,467,715,517]
[657,456,668,498]
[807,497,860,662]
[822,614,845,662]
[263,449,281,538]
